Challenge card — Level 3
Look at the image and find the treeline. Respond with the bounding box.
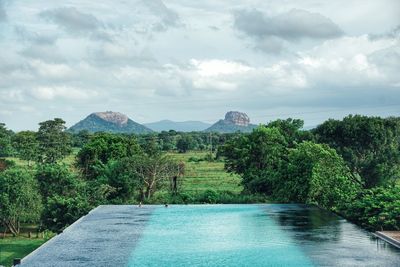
[220,116,400,230]
[1,114,400,234]
[0,119,196,234]
[72,129,235,153]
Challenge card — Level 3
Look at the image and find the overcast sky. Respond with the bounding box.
[0,0,399,131]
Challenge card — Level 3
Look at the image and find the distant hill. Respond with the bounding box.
[205,111,257,133]
[69,111,153,134]
[144,120,211,132]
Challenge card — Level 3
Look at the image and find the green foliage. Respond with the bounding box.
[41,194,91,232]
[199,190,219,203]
[0,238,50,267]
[34,163,92,232]
[37,118,72,163]
[176,135,195,153]
[0,123,14,157]
[276,142,360,211]
[71,130,91,148]
[342,185,400,230]
[77,132,141,179]
[221,126,288,194]
[12,131,39,165]
[266,118,313,147]
[0,167,42,236]
[35,164,83,200]
[95,159,140,203]
[314,115,400,187]
[140,136,162,156]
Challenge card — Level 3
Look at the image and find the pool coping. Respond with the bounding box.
[374,231,400,249]
[20,205,102,265]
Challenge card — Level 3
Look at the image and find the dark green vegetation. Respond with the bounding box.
[220,116,400,231]
[1,114,400,265]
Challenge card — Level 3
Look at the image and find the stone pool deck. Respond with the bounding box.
[375,231,400,248]
[20,205,155,267]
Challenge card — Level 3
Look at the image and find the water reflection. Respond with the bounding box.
[263,204,400,267]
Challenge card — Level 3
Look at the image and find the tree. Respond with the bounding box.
[221,126,288,194]
[37,118,72,163]
[176,135,195,153]
[314,115,400,188]
[0,123,13,157]
[0,167,42,236]
[266,118,313,147]
[35,163,92,232]
[71,130,91,148]
[12,131,39,165]
[77,132,141,179]
[42,194,91,232]
[275,142,360,211]
[36,164,84,200]
[98,154,181,201]
[342,185,400,231]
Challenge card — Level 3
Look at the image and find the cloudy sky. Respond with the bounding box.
[0,0,399,131]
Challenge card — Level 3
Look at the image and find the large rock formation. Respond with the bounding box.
[224,111,250,126]
[94,111,128,126]
[69,111,153,134]
[205,111,256,133]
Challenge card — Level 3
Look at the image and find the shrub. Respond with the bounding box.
[342,185,400,231]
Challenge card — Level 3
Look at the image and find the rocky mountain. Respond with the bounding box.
[69,111,153,134]
[205,111,257,133]
[144,120,211,132]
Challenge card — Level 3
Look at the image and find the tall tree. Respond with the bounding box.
[176,135,195,153]
[77,132,141,179]
[314,115,400,188]
[0,167,42,236]
[37,118,72,163]
[98,154,181,201]
[266,118,313,147]
[0,123,13,157]
[275,141,360,211]
[12,131,39,166]
[221,126,288,194]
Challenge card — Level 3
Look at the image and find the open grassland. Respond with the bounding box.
[0,238,45,267]
[0,226,54,267]
[168,151,243,195]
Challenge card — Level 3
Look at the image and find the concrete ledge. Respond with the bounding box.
[374,231,400,249]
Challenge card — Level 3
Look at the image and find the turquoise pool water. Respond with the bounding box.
[128,205,400,267]
[21,204,400,266]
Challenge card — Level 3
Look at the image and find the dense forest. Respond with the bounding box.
[0,115,399,237]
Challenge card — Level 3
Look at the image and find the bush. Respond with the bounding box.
[199,190,219,203]
[188,156,203,163]
[42,194,92,232]
[342,185,400,231]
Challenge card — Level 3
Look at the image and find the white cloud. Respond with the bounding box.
[0,0,399,130]
[190,59,251,76]
[30,86,98,100]
[29,60,75,79]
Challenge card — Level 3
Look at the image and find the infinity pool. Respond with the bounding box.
[22,205,400,266]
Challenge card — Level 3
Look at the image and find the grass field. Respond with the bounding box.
[0,238,47,267]
[169,151,243,195]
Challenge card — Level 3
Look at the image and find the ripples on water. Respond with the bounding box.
[129,204,400,267]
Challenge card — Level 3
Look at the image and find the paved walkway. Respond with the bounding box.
[376,231,400,248]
